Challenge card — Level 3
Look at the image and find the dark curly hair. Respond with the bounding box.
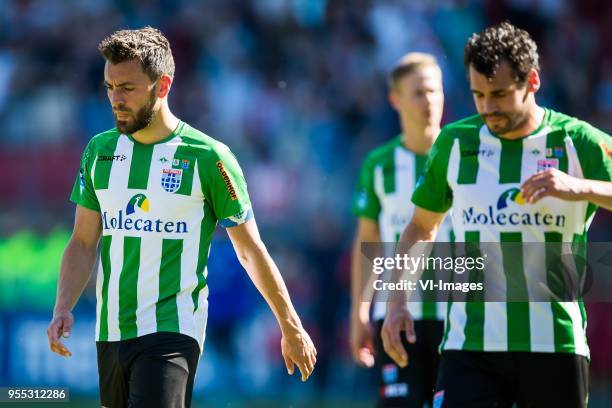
[98,26,175,81]
[464,22,539,83]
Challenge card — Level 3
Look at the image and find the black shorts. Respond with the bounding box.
[434,350,589,408]
[374,319,444,408]
[97,331,200,408]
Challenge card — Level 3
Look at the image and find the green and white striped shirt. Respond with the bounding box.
[412,108,612,356]
[352,135,450,321]
[71,121,252,350]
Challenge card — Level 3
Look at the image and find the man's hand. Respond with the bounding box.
[281,327,317,382]
[381,304,414,368]
[521,168,587,204]
[350,306,375,367]
[47,310,74,357]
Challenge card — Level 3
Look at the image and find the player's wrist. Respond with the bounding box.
[52,305,72,317]
[279,316,304,337]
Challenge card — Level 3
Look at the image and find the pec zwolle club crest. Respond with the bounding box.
[161,168,183,193]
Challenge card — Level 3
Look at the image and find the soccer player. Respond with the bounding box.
[351,53,448,407]
[46,27,316,407]
[382,22,612,407]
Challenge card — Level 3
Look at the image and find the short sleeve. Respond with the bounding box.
[69,139,100,212]
[205,145,253,228]
[351,155,380,220]
[411,130,454,213]
[572,123,612,182]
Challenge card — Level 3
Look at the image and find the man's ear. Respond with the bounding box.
[157,74,173,98]
[526,68,540,93]
[388,91,401,112]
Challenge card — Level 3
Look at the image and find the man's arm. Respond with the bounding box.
[521,169,612,211]
[380,206,446,368]
[226,218,317,382]
[47,205,102,357]
[349,217,380,367]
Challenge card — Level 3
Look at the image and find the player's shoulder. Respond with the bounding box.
[546,108,609,142]
[362,136,401,167]
[87,127,122,150]
[440,114,484,139]
[175,122,236,160]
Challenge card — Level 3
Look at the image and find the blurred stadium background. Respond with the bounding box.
[0,0,611,406]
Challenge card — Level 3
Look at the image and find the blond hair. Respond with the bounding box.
[388,53,441,90]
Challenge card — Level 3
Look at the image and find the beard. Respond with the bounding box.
[113,90,157,135]
[482,110,528,135]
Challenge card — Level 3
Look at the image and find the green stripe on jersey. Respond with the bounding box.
[546,130,569,173]
[501,232,530,350]
[382,152,396,194]
[99,236,113,341]
[458,137,479,184]
[173,144,195,196]
[545,232,575,352]
[499,139,523,184]
[157,239,182,332]
[193,202,214,311]
[128,143,154,189]
[118,237,140,339]
[93,137,119,190]
[462,231,484,350]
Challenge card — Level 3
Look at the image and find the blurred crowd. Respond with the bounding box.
[1,0,611,398]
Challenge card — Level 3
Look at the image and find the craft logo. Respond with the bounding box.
[98,154,127,162]
[462,188,565,227]
[461,148,494,157]
[102,194,187,234]
[216,160,238,200]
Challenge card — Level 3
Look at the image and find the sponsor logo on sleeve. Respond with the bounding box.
[600,142,612,158]
[216,160,238,200]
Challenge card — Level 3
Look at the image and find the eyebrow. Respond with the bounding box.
[471,87,511,94]
[103,81,136,87]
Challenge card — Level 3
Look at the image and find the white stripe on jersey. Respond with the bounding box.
[444,301,467,349]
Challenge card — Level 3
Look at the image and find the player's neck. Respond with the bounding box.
[400,118,439,155]
[131,105,180,144]
[498,105,546,140]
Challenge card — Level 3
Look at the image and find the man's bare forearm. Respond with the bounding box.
[388,221,438,307]
[238,242,303,333]
[581,179,612,211]
[54,239,98,314]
